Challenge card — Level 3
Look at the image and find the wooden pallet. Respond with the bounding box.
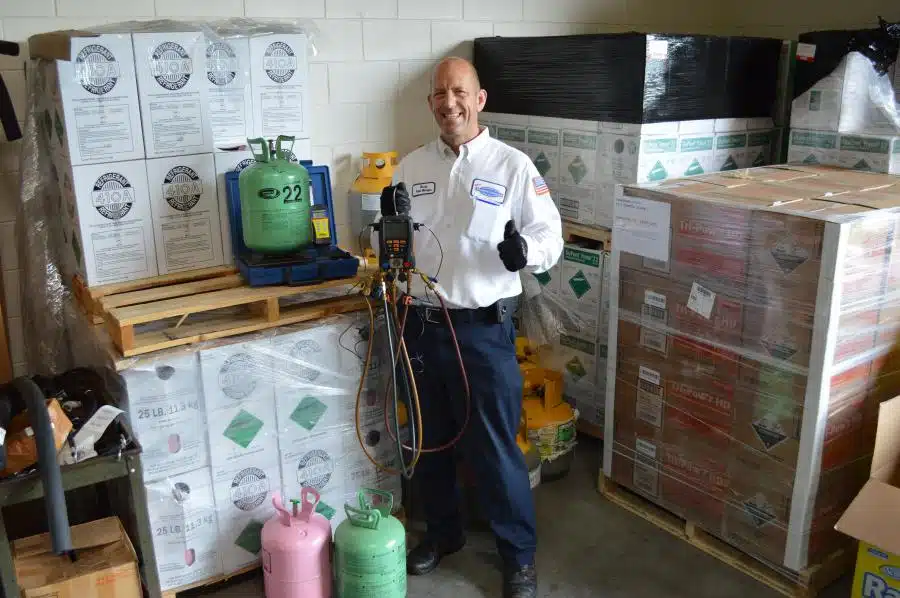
[161,562,260,598]
[86,272,367,358]
[597,475,852,597]
[562,221,612,250]
[73,266,241,324]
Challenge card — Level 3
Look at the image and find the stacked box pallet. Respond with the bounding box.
[27,23,313,286]
[119,311,401,591]
[787,29,900,174]
[603,164,900,573]
[475,33,793,229]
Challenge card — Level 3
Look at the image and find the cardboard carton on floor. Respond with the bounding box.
[836,396,900,598]
[13,517,141,598]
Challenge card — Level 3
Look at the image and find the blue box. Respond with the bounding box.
[225,161,359,287]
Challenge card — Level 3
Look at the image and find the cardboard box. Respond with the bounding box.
[557,125,600,225]
[608,165,900,571]
[146,153,224,274]
[790,51,900,136]
[677,133,716,177]
[121,352,209,482]
[212,460,280,574]
[35,33,145,166]
[559,243,604,331]
[787,129,840,167]
[1,399,73,477]
[713,132,748,172]
[618,267,744,348]
[746,130,775,168]
[13,517,141,598]
[599,130,680,185]
[144,467,222,591]
[132,31,214,158]
[205,36,254,148]
[525,123,561,192]
[68,159,159,286]
[249,34,311,141]
[838,134,900,174]
[836,397,900,598]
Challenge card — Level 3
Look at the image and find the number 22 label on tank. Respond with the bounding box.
[257,185,304,203]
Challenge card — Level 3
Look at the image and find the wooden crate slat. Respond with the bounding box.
[99,273,245,310]
[597,475,852,598]
[83,266,238,300]
[121,295,368,357]
[108,277,361,326]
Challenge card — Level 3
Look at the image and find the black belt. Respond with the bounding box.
[405,296,517,326]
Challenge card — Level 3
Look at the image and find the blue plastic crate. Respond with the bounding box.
[225,161,359,287]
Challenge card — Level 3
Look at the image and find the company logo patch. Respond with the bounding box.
[91,172,135,220]
[163,165,203,211]
[75,44,120,95]
[150,41,193,91]
[264,41,298,84]
[411,182,435,197]
[230,467,269,511]
[297,449,334,490]
[218,353,258,399]
[532,176,549,195]
[470,178,507,206]
[206,41,238,86]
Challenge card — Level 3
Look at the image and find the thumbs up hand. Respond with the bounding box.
[497,219,528,272]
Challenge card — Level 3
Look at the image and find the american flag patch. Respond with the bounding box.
[532,176,549,195]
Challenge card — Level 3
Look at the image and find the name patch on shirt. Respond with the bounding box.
[411,182,435,197]
[470,179,507,206]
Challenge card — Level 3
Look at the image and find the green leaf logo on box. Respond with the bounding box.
[721,155,738,171]
[854,159,872,171]
[565,356,586,380]
[648,161,668,181]
[568,156,588,184]
[234,520,265,555]
[684,158,704,176]
[291,396,328,431]
[223,409,264,449]
[533,152,552,177]
[568,271,591,298]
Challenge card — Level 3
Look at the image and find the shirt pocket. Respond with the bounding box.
[464,199,506,243]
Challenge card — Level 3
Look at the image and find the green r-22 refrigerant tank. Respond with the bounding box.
[238,135,311,253]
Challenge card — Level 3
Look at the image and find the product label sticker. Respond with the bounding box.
[796,43,816,62]
[644,290,667,311]
[640,328,668,354]
[687,282,716,319]
[470,178,507,206]
[647,39,669,61]
[614,195,671,263]
[411,182,435,197]
[638,365,661,386]
[635,438,658,460]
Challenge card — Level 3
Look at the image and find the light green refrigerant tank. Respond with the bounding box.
[238,135,312,253]
[333,489,406,598]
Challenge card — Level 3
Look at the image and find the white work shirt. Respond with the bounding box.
[374,126,563,309]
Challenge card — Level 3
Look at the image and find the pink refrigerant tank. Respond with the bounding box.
[261,487,333,598]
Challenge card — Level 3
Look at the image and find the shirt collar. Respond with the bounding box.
[436,126,491,161]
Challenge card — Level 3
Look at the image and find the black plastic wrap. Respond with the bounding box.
[794,19,900,98]
[473,32,782,123]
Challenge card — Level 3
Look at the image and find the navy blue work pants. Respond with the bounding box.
[401,304,537,568]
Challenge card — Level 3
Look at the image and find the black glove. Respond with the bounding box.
[497,220,528,272]
[380,182,411,216]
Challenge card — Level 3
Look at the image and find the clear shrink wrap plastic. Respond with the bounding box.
[791,19,900,135]
[120,310,401,591]
[15,17,319,376]
[605,164,900,576]
[11,18,408,592]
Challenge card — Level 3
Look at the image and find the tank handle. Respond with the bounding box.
[276,135,296,161]
[271,492,294,527]
[248,137,270,163]
[345,504,381,530]
[299,487,320,523]
[357,488,393,517]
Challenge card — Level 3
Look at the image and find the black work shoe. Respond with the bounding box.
[406,536,466,576]
[503,565,538,598]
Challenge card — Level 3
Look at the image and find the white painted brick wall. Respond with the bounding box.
[0,0,896,374]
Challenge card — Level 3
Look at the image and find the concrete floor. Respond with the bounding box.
[194,437,851,598]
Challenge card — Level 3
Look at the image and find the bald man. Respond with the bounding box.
[376,57,563,598]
